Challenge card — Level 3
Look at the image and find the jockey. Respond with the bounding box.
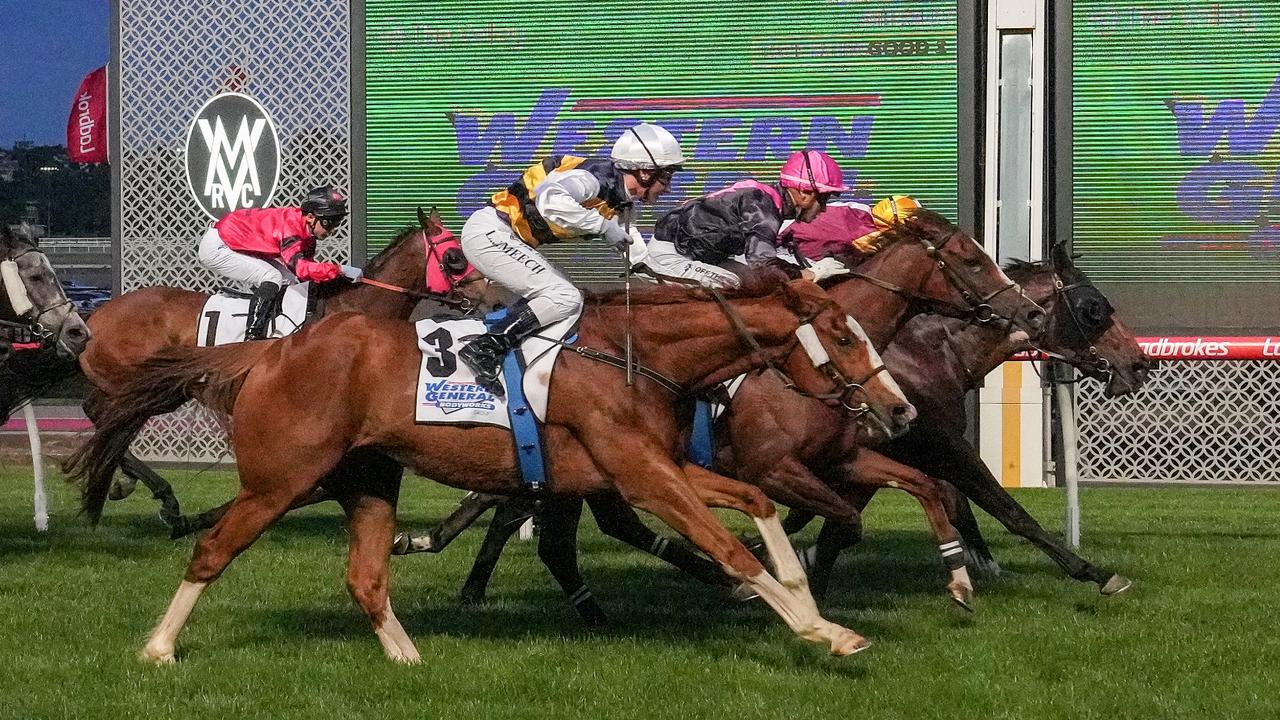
[197,186,349,340]
[457,122,686,390]
[644,149,848,287]
[781,195,925,262]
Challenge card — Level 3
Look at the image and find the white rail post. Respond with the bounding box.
[1054,373,1081,549]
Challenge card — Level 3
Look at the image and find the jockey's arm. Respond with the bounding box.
[739,191,784,266]
[535,170,632,248]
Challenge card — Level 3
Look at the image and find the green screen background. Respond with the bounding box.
[1074,0,1280,283]
[365,0,958,262]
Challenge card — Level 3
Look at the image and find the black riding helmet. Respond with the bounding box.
[301,186,349,219]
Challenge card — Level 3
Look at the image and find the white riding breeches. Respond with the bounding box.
[643,239,742,288]
[198,228,288,289]
[460,207,582,326]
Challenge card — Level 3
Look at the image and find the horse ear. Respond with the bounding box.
[416,206,431,231]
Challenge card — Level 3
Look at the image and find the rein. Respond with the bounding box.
[847,227,1031,326]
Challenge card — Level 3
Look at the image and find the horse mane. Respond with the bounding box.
[362,225,421,278]
[585,267,793,307]
[1001,258,1046,284]
[1,222,41,256]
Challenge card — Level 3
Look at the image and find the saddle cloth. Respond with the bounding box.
[196,283,311,347]
[414,311,578,427]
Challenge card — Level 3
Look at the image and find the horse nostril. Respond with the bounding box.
[67,327,88,340]
[1027,308,1046,329]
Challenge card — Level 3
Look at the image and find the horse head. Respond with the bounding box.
[1,223,91,359]
[840,211,1045,338]
[761,275,917,439]
[1013,244,1153,397]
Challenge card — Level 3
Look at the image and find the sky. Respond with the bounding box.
[0,0,110,147]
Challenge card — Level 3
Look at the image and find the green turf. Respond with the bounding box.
[0,464,1276,719]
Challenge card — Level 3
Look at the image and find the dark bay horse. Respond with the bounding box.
[2,223,91,419]
[401,211,1048,616]
[792,242,1152,598]
[68,276,912,662]
[78,209,481,526]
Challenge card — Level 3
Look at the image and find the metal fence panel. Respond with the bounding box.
[1077,361,1280,483]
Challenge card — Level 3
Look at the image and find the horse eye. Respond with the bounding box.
[839,336,853,346]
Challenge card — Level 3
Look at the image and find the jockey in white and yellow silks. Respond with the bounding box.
[457,123,686,389]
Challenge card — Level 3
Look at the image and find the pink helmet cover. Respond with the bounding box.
[779,150,848,193]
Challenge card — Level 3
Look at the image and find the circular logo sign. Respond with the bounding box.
[184,92,281,220]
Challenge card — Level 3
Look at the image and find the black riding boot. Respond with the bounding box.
[459,304,541,396]
[245,281,281,341]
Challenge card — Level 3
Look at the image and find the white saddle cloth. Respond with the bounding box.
[196,283,311,347]
[413,311,578,428]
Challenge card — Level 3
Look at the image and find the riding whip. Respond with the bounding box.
[620,200,635,386]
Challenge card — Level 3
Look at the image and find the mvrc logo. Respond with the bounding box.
[184,92,280,219]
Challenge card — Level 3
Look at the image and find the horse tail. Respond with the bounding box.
[64,341,274,525]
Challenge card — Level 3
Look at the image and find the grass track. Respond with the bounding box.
[0,465,1277,719]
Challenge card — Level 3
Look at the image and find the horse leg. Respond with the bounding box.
[947,489,1001,578]
[582,431,866,655]
[334,481,420,664]
[169,485,335,541]
[141,483,310,664]
[844,451,974,610]
[809,519,862,601]
[927,429,1128,594]
[584,493,731,587]
[392,492,505,555]
[533,497,609,626]
[459,499,535,605]
[111,451,184,527]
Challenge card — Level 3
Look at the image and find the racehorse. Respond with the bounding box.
[397,210,1050,617]
[789,242,1152,597]
[68,274,912,662]
[438,241,1149,621]
[1,223,91,420]
[78,209,481,526]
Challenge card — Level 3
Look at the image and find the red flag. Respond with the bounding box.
[66,66,108,164]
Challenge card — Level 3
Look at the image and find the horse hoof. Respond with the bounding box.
[390,533,412,555]
[390,651,422,665]
[108,478,137,501]
[139,647,176,665]
[168,519,195,541]
[1100,574,1133,596]
[949,582,976,612]
[830,633,871,657]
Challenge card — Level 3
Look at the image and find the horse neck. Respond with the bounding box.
[827,243,930,348]
[587,293,801,388]
[932,269,1057,388]
[322,231,426,320]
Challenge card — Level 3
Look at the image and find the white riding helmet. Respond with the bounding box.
[611,123,686,170]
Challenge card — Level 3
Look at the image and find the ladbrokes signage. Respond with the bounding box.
[184,92,280,219]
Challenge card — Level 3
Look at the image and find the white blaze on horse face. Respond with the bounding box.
[845,315,909,406]
[1,260,34,316]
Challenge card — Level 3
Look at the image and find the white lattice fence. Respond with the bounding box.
[117,0,351,462]
[1077,361,1280,483]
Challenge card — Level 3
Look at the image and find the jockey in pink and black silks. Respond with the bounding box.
[644,149,848,287]
[197,186,349,340]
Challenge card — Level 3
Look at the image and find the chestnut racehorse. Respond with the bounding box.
[69,276,912,662]
[77,209,479,526]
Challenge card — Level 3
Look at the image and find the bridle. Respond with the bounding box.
[351,227,482,314]
[1033,264,1117,383]
[847,224,1036,328]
